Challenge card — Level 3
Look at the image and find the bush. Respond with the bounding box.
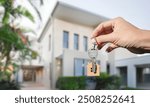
[95,73,121,90]
[0,80,20,90]
[56,76,86,90]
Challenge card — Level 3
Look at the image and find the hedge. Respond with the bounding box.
[0,80,20,90]
[95,73,121,90]
[56,76,86,90]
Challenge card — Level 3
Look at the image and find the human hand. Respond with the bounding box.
[91,17,150,54]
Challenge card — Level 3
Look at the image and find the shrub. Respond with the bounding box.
[0,80,20,90]
[95,73,121,90]
[56,76,86,90]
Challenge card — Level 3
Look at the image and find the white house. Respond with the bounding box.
[109,49,150,89]
[17,1,150,89]
[37,1,109,89]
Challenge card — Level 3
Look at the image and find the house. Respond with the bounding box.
[37,1,108,89]
[109,49,150,89]
[17,1,150,90]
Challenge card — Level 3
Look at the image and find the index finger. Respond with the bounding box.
[91,19,115,39]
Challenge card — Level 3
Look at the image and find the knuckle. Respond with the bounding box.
[114,17,124,22]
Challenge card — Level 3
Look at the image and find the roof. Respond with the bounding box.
[38,1,109,42]
[52,1,108,27]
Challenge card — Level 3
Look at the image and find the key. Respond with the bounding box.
[87,43,100,76]
[88,43,98,73]
[91,58,97,73]
[87,63,100,76]
[91,43,97,73]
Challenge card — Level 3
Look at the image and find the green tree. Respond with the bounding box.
[0,0,40,81]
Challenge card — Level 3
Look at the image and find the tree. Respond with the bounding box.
[0,0,40,82]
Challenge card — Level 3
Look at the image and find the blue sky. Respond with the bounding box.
[59,0,150,30]
[20,0,150,38]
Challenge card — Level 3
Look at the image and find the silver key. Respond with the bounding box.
[88,43,98,73]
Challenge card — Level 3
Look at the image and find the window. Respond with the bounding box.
[83,36,88,51]
[63,31,69,48]
[74,59,88,76]
[74,33,79,50]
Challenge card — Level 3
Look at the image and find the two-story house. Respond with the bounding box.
[38,1,108,89]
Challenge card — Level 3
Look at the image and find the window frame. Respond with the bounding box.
[83,36,88,51]
[63,31,69,49]
[74,33,79,50]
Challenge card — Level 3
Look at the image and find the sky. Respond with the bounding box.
[18,0,150,38]
[58,0,150,29]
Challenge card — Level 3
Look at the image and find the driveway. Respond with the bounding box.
[21,82,50,90]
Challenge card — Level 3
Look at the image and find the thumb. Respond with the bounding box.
[106,43,119,52]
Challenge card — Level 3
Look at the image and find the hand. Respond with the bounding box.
[91,17,150,54]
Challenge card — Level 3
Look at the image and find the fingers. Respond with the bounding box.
[91,33,115,50]
[91,19,115,38]
[106,44,119,52]
[97,43,106,50]
[95,33,114,44]
[97,42,119,52]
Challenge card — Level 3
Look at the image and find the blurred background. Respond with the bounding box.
[0,0,150,90]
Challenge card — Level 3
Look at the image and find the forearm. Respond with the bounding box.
[140,30,150,53]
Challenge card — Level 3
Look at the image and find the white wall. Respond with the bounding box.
[63,49,89,76]
[37,22,53,88]
[115,48,137,60]
[53,18,94,57]
[53,18,108,76]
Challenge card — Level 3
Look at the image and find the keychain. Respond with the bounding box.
[87,42,100,76]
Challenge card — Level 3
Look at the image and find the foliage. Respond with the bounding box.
[0,71,11,81]
[0,0,35,25]
[0,25,33,70]
[95,73,121,90]
[56,76,86,90]
[0,0,40,83]
[121,87,141,90]
[0,80,20,90]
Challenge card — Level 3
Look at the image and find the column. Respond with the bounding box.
[127,65,136,88]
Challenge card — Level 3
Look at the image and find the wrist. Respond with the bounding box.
[140,30,150,51]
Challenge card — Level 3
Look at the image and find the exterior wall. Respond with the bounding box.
[63,49,88,76]
[115,55,150,88]
[114,48,137,60]
[108,46,150,88]
[37,18,109,89]
[40,27,52,89]
[53,18,108,81]
[108,48,137,75]
[51,18,96,88]
[53,18,94,57]
[35,22,53,89]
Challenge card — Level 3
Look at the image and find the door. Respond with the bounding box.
[23,69,36,82]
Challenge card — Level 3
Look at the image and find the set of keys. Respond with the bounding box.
[87,43,100,76]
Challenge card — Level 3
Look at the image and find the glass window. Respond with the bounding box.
[83,36,88,51]
[74,59,89,76]
[63,31,69,48]
[74,59,84,76]
[74,33,79,50]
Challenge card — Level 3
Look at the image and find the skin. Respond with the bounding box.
[91,17,150,54]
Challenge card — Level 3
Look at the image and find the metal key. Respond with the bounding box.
[88,43,98,73]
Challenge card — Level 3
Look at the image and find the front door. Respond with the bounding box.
[23,69,36,82]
